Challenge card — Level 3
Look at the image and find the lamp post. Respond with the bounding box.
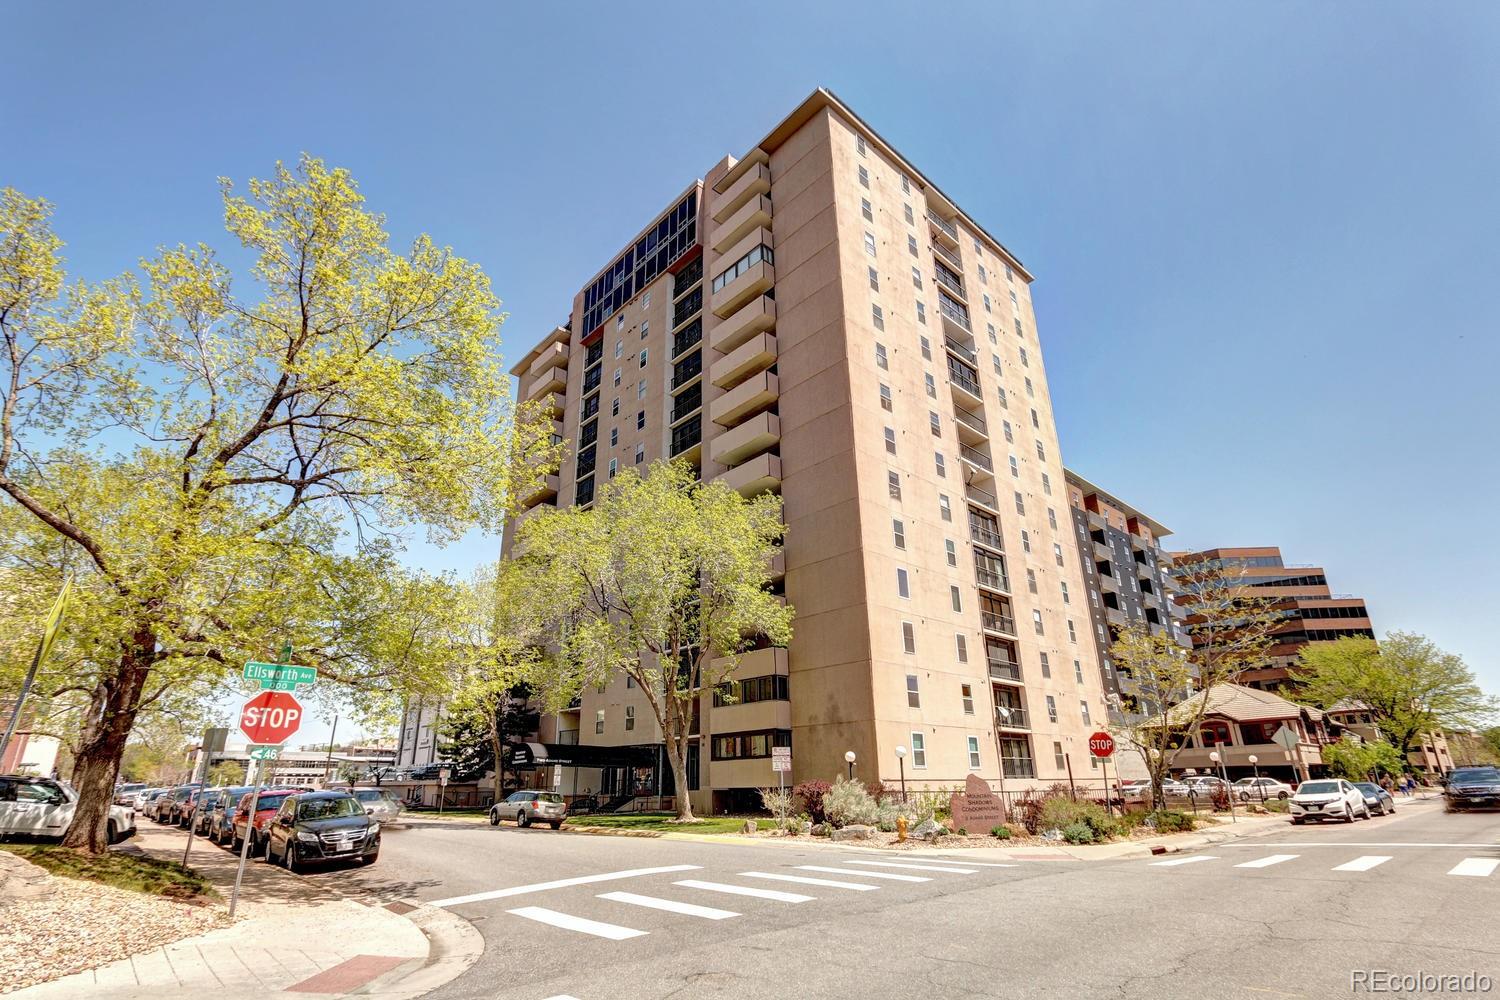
[894,746,908,802]
[845,750,856,781]
[1248,754,1262,804]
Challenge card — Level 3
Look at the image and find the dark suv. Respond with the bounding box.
[1444,766,1500,812]
[264,791,381,872]
[153,784,202,824]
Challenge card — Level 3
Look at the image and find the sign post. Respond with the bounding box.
[770,746,791,795]
[1271,724,1304,783]
[1089,731,1116,816]
[438,767,450,817]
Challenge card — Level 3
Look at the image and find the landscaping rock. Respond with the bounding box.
[830,824,873,842]
[799,820,813,836]
[740,819,758,834]
[911,818,944,841]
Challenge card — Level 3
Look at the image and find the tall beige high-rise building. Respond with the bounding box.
[505,89,1112,814]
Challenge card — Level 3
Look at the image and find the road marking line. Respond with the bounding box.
[888,859,1019,867]
[1234,854,1300,869]
[740,871,880,891]
[1331,855,1391,872]
[1149,855,1218,867]
[1221,842,1494,849]
[543,996,582,1000]
[428,865,702,908]
[506,906,646,940]
[597,891,740,920]
[1448,858,1500,878]
[838,859,977,874]
[673,879,812,903]
[797,865,930,882]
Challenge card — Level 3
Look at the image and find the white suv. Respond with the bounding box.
[0,776,138,843]
[1289,778,1370,824]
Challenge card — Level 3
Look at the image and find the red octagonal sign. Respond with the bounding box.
[239,690,304,746]
[1088,731,1115,758]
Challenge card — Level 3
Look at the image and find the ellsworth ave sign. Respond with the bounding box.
[242,661,318,691]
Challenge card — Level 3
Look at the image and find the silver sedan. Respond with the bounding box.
[350,787,405,825]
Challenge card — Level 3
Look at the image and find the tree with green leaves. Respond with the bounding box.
[517,461,793,822]
[207,759,247,786]
[0,164,558,851]
[1294,633,1496,763]
[1320,734,1404,781]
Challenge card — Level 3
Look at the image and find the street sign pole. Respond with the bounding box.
[229,774,262,920]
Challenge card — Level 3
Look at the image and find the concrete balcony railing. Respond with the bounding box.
[519,474,559,510]
[712,162,772,224]
[528,340,569,380]
[711,194,773,254]
[710,410,780,466]
[715,452,782,497]
[711,260,775,319]
[537,392,566,420]
[710,370,779,427]
[525,367,566,403]
[709,644,788,677]
[713,294,776,355]
[710,331,777,390]
[766,549,786,580]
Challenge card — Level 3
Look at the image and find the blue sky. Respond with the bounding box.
[7,2,1498,742]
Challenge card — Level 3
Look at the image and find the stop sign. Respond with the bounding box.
[1088,731,1115,758]
[239,690,304,745]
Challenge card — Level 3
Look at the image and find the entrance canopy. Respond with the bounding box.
[505,741,658,770]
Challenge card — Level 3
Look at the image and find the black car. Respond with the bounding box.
[193,786,251,837]
[264,791,381,872]
[153,785,201,824]
[1444,766,1500,812]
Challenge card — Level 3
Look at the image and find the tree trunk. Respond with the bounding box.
[489,715,504,806]
[62,627,154,853]
[664,734,695,822]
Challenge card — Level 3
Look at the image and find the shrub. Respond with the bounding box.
[905,790,949,824]
[759,787,795,825]
[1211,786,1231,812]
[1039,797,1119,841]
[1062,822,1095,844]
[1149,809,1195,833]
[991,824,1012,840]
[825,775,881,828]
[956,827,968,836]
[794,780,832,825]
[875,800,901,832]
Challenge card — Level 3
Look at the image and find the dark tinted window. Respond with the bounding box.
[298,797,361,820]
[1451,767,1500,784]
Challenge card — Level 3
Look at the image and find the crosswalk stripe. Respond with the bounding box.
[797,865,930,882]
[1448,858,1500,878]
[1332,856,1391,872]
[673,879,813,903]
[506,906,646,940]
[838,859,977,874]
[597,891,740,920]
[740,871,880,891]
[1234,854,1300,869]
[887,859,1019,867]
[430,864,702,908]
[1149,855,1217,867]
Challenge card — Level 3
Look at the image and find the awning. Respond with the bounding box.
[505,741,659,770]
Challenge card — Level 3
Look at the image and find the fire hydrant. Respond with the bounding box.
[897,815,908,842]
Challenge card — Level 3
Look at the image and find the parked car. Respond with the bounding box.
[489,790,566,829]
[0,775,137,844]
[1289,779,1370,824]
[193,786,250,836]
[208,789,254,846]
[153,784,202,824]
[1443,766,1500,812]
[231,788,310,855]
[1233,777,1294,802]
[349,787,404,825]
[1118,779,1152,804]
[264,791,381,872]
[1353,781,1396,816]
[177,787,209,829]
[131,787,164,812]
[113,783,147,807]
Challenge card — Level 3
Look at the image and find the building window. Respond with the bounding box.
[1048,508,1058,530]
[1081,701,1091,725]
[868,265,880,291]
[939,494,951,521]
[617,315,625,331]
[858,165,869,188]
[640,349,648,368]
[625,705,635,731]
[1033,609,1045,635]
[1027,568,1038,594]
[862,198,873,222]
[880,383,893,411]
[961,682,974,713]
[635,444,645,464]
[1020,347,1029,367]
[610,427,619,447]
[910,732,926,767]
[978,264,987,285]
[641,320,649,339]
[916,300,927,325]
[967,736,982,770]
[612,397,621,417]
[902,621,916,654]
[907,234,918,257]
[1040,651,1051,678]
[1054,543,1064,567]
[876,343,888,369]
[857,134,867,157]
[1074,659,1085,684]
[1036,440,1046,461]
[892,518,906,549]
[925,372,936,397]
[710,729,793,761]
[865,231,877,256]
[872,304,885,330]
[1003,420,1013,443]
[912,266,923,289]
[951,585,963,613]
[983,293,991,312]
[1021,529,1031,553]
[637,411,646,430]
[906,674,920,708]
[637,379,646,399]
[1061,581,1070,604]
[896,567,910,599]
[1025,376,1034,397]
[945,539,957,566]
[608,458,618,478]
[934,452,946,478]
[904,203,914,224]
[613,369,622,387]
[885,427,897,455]
[997,386,1008,408]
[1041,472,1051,495]
[614,340,623,359]
[929,411,942,437]
[889,471,903,500]
[595,710,605,734]
[919,335,932,360]
[957,637,969,665]
[1014,491,1025,515]
[1046,695,1058,723]
[1009,455,1020,477]
[993,354,1003,377]
[1067,619,1078,643]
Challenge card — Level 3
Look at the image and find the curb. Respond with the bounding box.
[372,901,485,998]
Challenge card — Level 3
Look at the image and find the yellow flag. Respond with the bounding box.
[34,578,72,669]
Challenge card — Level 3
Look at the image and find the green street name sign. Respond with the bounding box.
[243,661,317,691]
[248,745,282,761]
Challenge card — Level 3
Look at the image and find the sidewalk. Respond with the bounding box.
[11,825,481,1000]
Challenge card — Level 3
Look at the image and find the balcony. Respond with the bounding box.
[525,366,566,403]
[944,335,977,365]
[960,443,994,474]
[931,239,963,270]
[671,383,702,424]
[672,318,703,359]
[670,414,702,460]
[966,483,999,512]
[710,410,780,466]
[953,403,988,444]
[711,370,779,427]
[519,474,559,509]
[981,609,1017,636]
[711,260,775,319]
[947,356,982,400]
[938,291,972,336]
[933,259,966,300]
[713,294,776,354]
[927,209,960,248]
[528,340,569,380]
[710,331,777,390]
[711,194,773,254]
[511,500,554,536]
[994,705,1031,731]
[673,286,703,329]
[969,519,1003,552]
[712,162,772,224]
[766,549,786,581]
[976,567,1011,596]
[716,452,782,497]
[988,657,1022,683]
[538,392,566,420]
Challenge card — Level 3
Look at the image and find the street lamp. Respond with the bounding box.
[1248,754,1262,803]
[845,750,857,781]
[894,745,908,802]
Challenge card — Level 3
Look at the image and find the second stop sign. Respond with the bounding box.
[239,690,304,745]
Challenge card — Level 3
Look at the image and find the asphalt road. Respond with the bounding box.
[305,798,1500,1000]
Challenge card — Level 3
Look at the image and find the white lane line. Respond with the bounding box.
[838,859,977,874]
[1448,858,1500,878]
[1222,842,1497,849]
[740,871,880,891]
[1234,854,1300,869]
[884,859,1019,867]
[674,879,813,903]
[598,891,739,920]
[1149,855,1218,867]
[1331,855,1391,872]
[797,865,930,883]
[506,906,646,940]
[543,995,582,1000]
[429,865,702,908]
